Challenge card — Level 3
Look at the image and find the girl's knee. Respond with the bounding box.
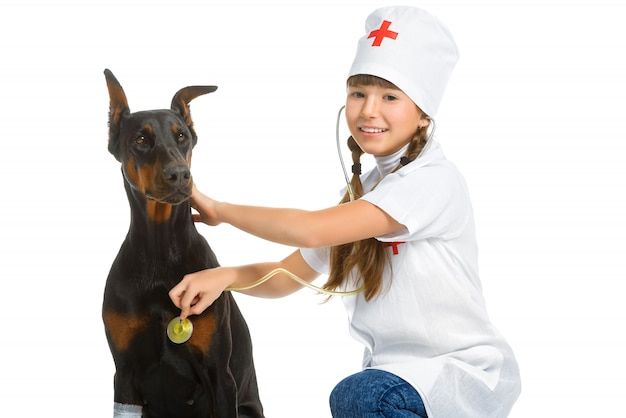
[329,370,427,417]
[329,370,389,413]
[331,372,367,413]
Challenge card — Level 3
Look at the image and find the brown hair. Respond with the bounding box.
[323,74,430,301]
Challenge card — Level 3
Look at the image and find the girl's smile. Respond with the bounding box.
[359,126,387,134]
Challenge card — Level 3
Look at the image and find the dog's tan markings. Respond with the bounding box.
[138,160,173,224]
[138,162,159,197]
[146,200,172,224]
[124,159,144,192]
[188,313,217,355]
[126,158,173,224]
[103,311,149,352]
[143,124,153,135]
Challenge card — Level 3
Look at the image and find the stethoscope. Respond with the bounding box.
[168,105,436,344]
[168,266,364,344]
[335,105,356,202]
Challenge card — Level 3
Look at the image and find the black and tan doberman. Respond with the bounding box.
[102,69,264,418]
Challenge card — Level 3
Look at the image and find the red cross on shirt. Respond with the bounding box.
[384,241,405,255]
[368,20,398,46]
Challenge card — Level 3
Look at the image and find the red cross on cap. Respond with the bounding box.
[368,20,398,46]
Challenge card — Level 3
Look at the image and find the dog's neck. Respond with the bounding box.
[123,178,197,249]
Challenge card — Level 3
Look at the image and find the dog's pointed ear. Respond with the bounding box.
[104,69,130,159]
[171,86,218,127]
[104,69,130,126]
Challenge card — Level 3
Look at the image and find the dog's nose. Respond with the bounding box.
[164,165,191,187]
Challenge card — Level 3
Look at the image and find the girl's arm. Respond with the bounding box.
[191,185,405,248]
[170,250,320,319]
[173,184,405,318]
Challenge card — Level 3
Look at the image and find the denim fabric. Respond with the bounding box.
[330,369,427,418]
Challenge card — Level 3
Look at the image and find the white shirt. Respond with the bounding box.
[300,141,521,417]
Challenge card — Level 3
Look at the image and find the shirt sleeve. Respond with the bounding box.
[361,161,471,242]
[299,247,330,274]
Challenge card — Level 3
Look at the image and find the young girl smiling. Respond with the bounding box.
[170,6,521,417]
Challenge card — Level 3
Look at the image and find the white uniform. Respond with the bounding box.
[301,141,521,417]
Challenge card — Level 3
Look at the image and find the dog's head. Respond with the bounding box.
[104,69,217,205]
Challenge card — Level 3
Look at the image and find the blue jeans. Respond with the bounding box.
[330,369,427,418]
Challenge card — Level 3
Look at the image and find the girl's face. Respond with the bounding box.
[345,83,424,157]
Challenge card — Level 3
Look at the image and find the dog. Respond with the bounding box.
[102,69,264,418]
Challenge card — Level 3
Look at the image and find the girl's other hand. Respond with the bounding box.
[169,267,234,319]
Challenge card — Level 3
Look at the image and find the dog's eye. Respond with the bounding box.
[135,135,146,145]
[176,132,186,143]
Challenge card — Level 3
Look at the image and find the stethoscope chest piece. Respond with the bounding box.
[167,316,193,344]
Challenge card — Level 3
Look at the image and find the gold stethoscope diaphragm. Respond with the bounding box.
[167,316,193,344]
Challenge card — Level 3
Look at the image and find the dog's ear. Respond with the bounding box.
[104,69,130,159]
[171,86,218,141]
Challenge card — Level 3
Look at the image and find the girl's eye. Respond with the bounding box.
[383,94,398,101]
[351,91,365,98]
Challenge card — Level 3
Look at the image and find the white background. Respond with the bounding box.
[1,0,624,416]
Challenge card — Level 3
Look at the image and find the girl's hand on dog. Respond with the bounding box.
[191,184,222,226]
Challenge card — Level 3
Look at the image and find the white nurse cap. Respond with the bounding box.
[348,6,459,117]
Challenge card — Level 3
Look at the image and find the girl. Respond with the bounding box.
[170,6,521,417]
